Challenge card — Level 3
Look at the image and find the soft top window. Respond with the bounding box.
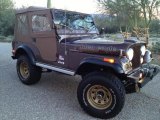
[17,14,28,35]
[32,15,51,32]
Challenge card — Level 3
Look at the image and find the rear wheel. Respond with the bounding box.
[17,55,41,85]
[77,72,125,119]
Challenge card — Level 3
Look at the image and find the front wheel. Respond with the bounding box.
[17,55,42,85]
[77,72,125,119]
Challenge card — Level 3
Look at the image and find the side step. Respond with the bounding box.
[36,62,75,76]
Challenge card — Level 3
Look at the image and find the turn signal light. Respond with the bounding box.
[103,58,115,63]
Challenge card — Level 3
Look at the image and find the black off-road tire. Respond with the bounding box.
[17,55,42,85]
[77,72,125,119]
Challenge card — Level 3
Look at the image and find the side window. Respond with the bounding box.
[32,15,51,32]
[17,14,28,35]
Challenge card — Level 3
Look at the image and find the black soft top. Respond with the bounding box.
[16,6,89,16]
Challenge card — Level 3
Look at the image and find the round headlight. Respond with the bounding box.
[126,48,134,61]
[140,45,146,56]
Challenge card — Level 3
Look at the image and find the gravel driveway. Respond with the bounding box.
[0,43,160,120]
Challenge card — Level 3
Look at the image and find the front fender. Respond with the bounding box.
[76,58,124,75]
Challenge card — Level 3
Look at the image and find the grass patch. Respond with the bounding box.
[0,35,13,42]
[150,34,160,38]
[151,54,160,66]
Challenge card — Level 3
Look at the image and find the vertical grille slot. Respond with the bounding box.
[131,45,141,69]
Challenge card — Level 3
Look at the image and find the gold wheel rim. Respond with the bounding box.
[20,62,29,79]
[87,85,112,110]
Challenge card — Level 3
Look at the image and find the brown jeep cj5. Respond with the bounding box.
[12,7,159,119]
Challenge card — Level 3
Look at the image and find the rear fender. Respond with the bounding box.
[14,45,36,65]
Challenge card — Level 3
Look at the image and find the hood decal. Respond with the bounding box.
[79,44,123,56]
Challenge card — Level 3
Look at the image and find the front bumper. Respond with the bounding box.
[127,64,159,88]
[11,56,16,59]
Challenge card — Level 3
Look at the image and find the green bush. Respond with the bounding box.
[0,35,13,42]
[0,0,15,37]
[0,10,15,36]
[152,42,160,54]
[149,19,160,34]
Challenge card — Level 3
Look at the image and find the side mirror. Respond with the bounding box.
[144,50,153,63]
[100,28,105,34]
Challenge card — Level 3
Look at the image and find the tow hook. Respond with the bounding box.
[147,66,158,79]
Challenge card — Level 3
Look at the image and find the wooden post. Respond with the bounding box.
[47,0,51,8]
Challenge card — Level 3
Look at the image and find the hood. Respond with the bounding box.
[74,37,120,44]
[69,37,145,56]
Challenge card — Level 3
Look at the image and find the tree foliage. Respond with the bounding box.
[0,0,15,36]
[133,0,160,27]
[97,0,160,31]
[94,15,119,33]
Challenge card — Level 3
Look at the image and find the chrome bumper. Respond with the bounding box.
[127,64,159,88]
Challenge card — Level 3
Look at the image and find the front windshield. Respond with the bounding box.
[53,10,99,34]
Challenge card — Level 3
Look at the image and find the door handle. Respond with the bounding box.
[32,38,36,43]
